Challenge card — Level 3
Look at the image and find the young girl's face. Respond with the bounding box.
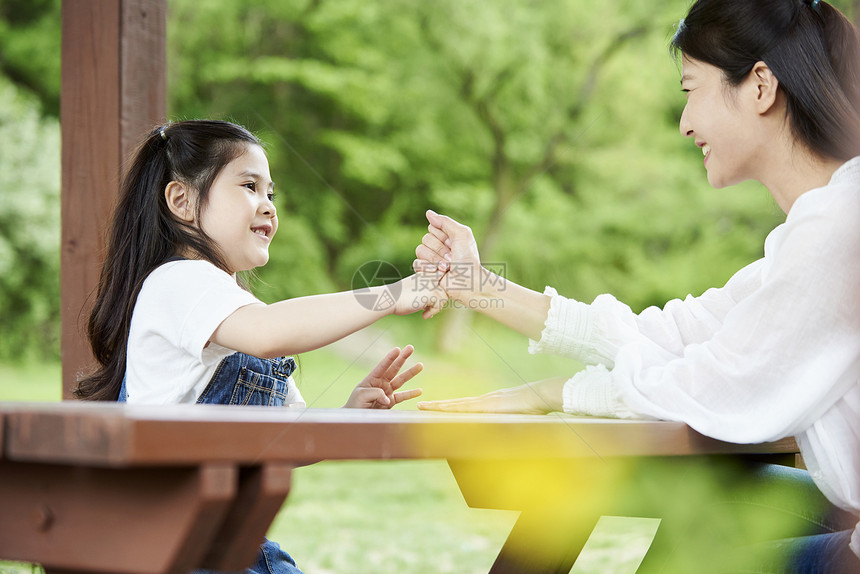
[198,144,277,273]
[679,56,763,189]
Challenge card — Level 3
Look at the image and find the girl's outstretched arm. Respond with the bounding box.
[344,345,423,409]
[211,272,446,358]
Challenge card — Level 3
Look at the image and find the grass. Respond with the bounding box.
[0,316,661,573]
[291,312,585,409]
[0,362,61,402]
[272,460,518,574]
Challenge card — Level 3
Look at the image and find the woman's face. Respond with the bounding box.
[679,56,763,188]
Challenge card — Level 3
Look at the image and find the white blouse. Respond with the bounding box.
[529,157,860,557]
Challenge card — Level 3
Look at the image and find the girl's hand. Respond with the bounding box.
[344,345,424,409]
[416,378,567,414]
[414,210,483,305]
[394,269,448,319]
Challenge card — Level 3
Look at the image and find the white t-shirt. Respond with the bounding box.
[529,156,860,558]
[126,259,304,406]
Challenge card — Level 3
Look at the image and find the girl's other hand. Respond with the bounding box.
[344,345,424,409]
[416,378,567,414]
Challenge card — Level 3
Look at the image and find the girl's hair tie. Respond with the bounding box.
[809,0,821,8]
[159,127,168,141]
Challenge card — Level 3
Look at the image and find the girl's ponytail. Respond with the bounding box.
[76,120,260,400]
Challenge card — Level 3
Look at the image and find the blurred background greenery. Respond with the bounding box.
[2,0,854,572]
[6,0,838,362]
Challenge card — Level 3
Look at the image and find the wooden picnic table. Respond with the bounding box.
[0,402,798,574]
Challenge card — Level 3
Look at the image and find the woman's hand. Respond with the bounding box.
[414,210,483,306]
[344,345,424,408]
[416,378,567,414]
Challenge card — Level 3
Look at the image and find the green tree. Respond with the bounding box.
[0,0,854,359]
[0,75,60,359]
[0,0,60,359]
[0,0,61,116]
[168,0,786,350]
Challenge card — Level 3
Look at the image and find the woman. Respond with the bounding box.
[415,0,860,571]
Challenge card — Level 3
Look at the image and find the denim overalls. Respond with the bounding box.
[119,352,304,574]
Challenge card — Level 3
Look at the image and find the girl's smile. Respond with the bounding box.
[252,224,273,240]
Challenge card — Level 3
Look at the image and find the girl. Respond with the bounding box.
[76,119,445,573]
[415,0,860,572]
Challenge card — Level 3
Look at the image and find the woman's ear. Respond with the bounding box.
[751,61,780,115]
[164,181,196,223]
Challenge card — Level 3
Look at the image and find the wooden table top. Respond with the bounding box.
[0,402,798,467]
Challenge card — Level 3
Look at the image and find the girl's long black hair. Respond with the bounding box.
[75,120,261,401]
[672,0,860,162]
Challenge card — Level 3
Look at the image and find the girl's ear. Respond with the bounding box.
[164,181,196,223]
[751,61,780,115]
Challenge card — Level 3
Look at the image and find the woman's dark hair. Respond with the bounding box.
[75,120,261,401]
[672,0,860,161]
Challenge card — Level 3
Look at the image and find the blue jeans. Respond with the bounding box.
[720,464,858,573]
[772,529,857,574]
[119,353,304,574]
[195,539,301,574]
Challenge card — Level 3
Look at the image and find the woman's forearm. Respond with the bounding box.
[418,211,552,341]
[466,267,551,341]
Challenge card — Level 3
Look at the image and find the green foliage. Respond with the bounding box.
[1,0,833,356]
[0,75,60,360]
[167,0,787,315]
[0,0,61,116]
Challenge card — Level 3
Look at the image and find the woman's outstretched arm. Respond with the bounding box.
[414,210,551,341]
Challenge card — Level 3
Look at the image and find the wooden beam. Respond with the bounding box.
[61,0,166,399]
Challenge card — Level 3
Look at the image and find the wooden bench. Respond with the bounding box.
[0,402,798,574]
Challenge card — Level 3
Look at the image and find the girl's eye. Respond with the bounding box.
[244,182,256,191]
[267,192,276,202]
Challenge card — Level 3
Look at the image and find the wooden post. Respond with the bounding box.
[61,0,166,399]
